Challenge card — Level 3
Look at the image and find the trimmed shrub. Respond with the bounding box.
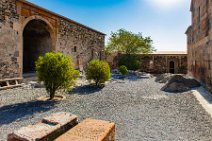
[86,60,111,86]
[118,55,141,70]
[119,65,128,75]
[35,52,80,100]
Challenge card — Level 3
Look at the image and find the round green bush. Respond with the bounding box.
[86,60,111,86]
[35,52,80,100]
[119,65,128,75]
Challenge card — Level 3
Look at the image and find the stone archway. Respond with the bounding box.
[23,19,53,73]
[169,61,175,74]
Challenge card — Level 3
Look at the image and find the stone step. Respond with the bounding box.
[55,118,115,141]
[8,112,78,141]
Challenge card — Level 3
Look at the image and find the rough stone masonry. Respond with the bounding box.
[186,0,212,90]
[0,0,105,80]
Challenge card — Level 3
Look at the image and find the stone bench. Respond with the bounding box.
[55,118,115,141]
[8,112,78,141]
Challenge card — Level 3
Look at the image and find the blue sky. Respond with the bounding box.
[28,0,191,51]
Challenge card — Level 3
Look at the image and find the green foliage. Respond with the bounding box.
[35,52,80,100]
[118,55,141,70]
[86,60,111,86]
[119,65,128,75]
[106,29,155,55]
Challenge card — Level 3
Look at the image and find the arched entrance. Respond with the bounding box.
[169,61,175,74]
[23,19,53,73]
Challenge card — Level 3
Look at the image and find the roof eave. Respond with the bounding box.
[18,0,106,35]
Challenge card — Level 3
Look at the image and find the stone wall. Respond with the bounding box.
[0,0,105,80]
[106,53,187,74]
[139,54,187,74]
[186,0,212,90]
[57,19,105,69]
[0,0,20,79]
[105,53,119,69]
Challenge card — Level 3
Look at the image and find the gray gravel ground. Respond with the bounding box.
[1,73,212,141]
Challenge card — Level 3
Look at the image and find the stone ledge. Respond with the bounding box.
[55,118,115,141]
[8,112,78,141]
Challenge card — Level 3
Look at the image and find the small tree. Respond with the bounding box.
[106,29,155,55]
[35,52,80,100]
[106,29,155,70]
[119,65,128,75]
[86,60,111,86]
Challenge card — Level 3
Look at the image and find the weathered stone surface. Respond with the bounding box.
[0,0,20,79]
[42,112,77,126]
[55,118,115,141]
[0,0,19,26]
[57,19,105,69]
[186,0,212,90]
[0,0,105,80]
[8,112,78,141]
[106,52,187,74]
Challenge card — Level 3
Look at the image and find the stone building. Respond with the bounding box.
[186,0,212,89]
[106,51,187,74]
[0,0,105,82]
[139,52,187,74]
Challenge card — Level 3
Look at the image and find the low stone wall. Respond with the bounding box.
[106,53,187,74]
[8,112,78,141]
[55,118,115,141]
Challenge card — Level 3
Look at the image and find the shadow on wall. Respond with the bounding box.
[0,100,58,125]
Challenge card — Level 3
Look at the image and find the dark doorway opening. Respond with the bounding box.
[169,61,175,74]
[23,20,52,73]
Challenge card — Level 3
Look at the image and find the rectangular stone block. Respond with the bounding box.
[8,112,78,141]
[55,118,115,141]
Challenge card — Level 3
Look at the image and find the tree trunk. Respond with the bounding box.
[49,89,55,100]
[95,79,99,86]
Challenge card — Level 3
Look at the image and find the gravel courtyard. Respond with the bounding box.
[1,73,212,141]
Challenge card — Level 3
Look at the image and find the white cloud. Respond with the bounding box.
[145,0,185,10]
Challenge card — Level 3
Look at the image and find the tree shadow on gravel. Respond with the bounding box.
[0,100,58,125]
[111,74,148,81]
[69,84,103,95]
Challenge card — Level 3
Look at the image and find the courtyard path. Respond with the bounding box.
[0,73,212,141]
